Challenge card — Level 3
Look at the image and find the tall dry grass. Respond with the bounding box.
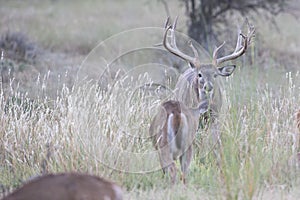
[1,1,300,199]
[1,62,300,199]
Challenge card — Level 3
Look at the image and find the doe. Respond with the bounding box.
[149,89,209,184]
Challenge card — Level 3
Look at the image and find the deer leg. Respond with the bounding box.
[179,146,192,184]
[169,162,177,184]
[158,144,177,184]
[160,159,177,184]
[160,161,177,184]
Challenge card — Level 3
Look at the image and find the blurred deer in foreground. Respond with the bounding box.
[2,173,123,200]
[149,89,209,184]
[163,17,255,147]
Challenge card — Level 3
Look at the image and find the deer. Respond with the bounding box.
[162,17,255,149]
[149,89,209,184]
[1,173,123,200]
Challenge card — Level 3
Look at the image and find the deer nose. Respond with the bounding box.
[204,82,213,92]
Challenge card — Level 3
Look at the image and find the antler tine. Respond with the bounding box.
[188,40,199,59]
[215,20,255,65]
[212,41,225,62]
[243,18,255,45]
[172,16,178,30]
[170,16,178,49]
[247,24,256,44]
[162,17,198,64]
[164,16,170,29]
[234,28,243,52]
[153,17,171,47]
[244,20,255,49]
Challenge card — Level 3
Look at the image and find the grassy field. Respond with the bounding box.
[1,0,300,199]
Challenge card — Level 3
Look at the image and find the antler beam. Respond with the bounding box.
[163,16,200,66]
[213,20,255,65]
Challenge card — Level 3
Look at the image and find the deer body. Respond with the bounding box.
[2,173,123,200]
[149,97,208,184]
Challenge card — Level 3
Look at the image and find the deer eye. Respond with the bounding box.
[198,73,202,78]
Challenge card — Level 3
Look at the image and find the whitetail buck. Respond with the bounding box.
[163,17,255,144]
[2,173,123,200]
[149,90,209,184]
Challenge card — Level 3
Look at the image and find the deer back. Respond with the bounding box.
[149,100,200,156]
[2,173,123,200]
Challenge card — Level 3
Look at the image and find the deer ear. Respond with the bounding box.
[217,65,236,76]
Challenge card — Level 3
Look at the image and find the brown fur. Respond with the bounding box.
[162,101,182,148]
[149,99,207,184]
[2,173,123,200]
